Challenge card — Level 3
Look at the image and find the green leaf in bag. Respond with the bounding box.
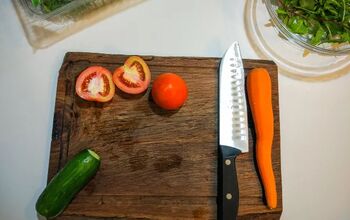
[31,0,41,7]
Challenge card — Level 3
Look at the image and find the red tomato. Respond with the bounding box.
[113,56,151,94]
[75,66,115,102]
[151,73,188,110]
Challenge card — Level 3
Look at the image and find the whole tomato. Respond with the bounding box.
[151,73,188,110]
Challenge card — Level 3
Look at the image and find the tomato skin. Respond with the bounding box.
[75,66,115,102]
[113,56,151,94]
[151,73,188,110]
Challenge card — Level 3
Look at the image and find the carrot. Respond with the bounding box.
[247,68,277,209]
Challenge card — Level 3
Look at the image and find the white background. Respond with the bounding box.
[1,0,350,219]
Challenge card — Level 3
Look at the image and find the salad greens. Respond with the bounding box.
[31,0,74,13]
[276,0,350,45]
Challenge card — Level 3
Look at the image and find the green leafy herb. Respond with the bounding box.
[277,0,350,45]
[31,0,74,13]
[31,0,41,7]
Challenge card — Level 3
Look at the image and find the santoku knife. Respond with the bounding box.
[218,41,249,220]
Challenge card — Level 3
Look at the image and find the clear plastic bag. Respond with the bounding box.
[13,0,144,49]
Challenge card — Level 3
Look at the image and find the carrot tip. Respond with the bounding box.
[267,203,277,209]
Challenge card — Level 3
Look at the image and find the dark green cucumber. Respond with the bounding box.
[36,149,100,219]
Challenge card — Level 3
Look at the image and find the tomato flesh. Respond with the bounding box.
[113,56,151,94]
[81,73,110,95]
[151,73,188,110]
[76,66,115,102]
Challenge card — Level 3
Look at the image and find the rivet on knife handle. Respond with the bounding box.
[218,146,240,220]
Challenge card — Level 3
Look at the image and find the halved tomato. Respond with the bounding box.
[75,66,115,102]
[113,56,151,94]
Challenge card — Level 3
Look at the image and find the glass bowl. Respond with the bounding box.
[244,0,350,80]
[265,0,350,56]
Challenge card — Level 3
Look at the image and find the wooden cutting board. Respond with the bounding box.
[49,52,282,220]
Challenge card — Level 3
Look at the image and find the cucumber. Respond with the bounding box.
[36,149,100,219]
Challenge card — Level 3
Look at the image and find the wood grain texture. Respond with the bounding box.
[49,52,282,220]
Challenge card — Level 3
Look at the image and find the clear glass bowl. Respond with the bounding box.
[265,0,350,56]
[244,0,350,80]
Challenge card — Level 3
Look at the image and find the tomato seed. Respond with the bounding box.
[99,74,110,96]
[82,72,97,92]
[130,61,145,81]
[119,72,141,88]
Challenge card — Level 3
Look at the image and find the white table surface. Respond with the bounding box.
[1,1,350,220]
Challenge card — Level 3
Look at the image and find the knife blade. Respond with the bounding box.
[218,41,249,220]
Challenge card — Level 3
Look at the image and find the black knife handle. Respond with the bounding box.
[218,145,241,220]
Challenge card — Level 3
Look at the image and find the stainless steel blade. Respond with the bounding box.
[219,41,249,153]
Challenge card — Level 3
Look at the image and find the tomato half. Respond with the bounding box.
[151,73,188,110]
[75,66,115,102]
[113,56,151,94]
